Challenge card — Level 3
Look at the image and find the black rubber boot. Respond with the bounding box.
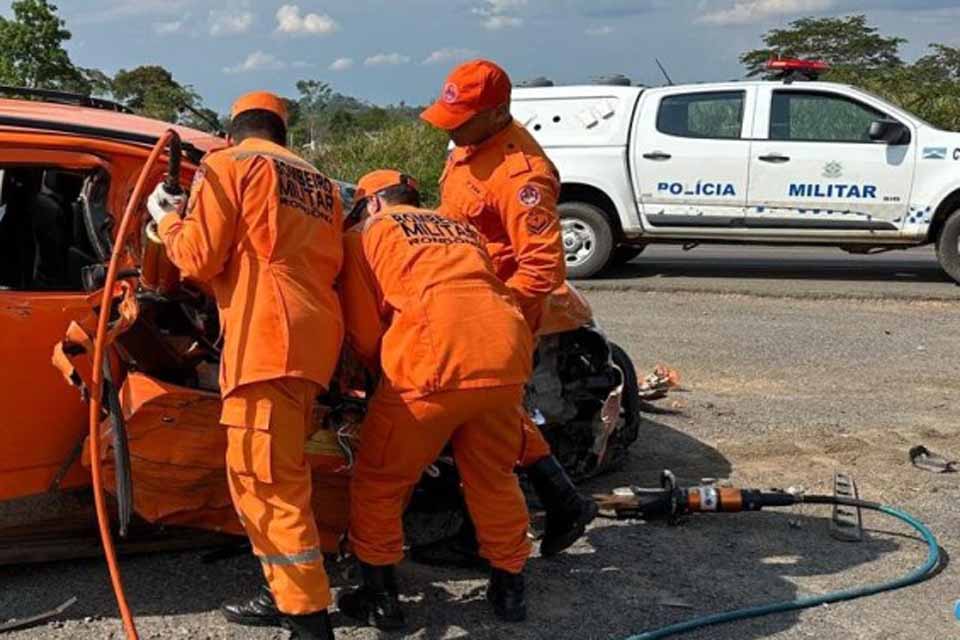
[409,514,490,570]
[284,609,335,640]
[221,585,282,628]
[337,562,406,631]
[487,568,526,622]
[524,455,599,557]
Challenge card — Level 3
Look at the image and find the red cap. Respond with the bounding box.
[355,170,418,200]
[420,59,512,130]
[231,91,289,125]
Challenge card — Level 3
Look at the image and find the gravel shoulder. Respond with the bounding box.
[2,288,958,640]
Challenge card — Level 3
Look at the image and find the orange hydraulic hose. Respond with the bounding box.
[88,130,177,640]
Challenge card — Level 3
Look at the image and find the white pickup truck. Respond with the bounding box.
[512,77,960,280]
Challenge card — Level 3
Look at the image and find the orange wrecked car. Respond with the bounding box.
[0,87,642,570]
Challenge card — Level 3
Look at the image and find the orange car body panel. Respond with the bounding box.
[83,373,350,549]
[0,100,224,501]
[0,292,94,499]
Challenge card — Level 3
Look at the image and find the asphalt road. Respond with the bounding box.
[587,244,960,301]
[2,266,959,639]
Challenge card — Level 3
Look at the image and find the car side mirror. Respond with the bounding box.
[869,119,911,146]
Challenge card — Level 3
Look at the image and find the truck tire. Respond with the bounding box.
[936,209,960,284]
[559,202,614,279]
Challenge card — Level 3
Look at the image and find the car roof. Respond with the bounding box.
[0,98,226,154]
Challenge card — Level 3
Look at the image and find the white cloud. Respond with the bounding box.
[699,0,835,26]
[224,51,287,74]
[482,15,523,29]
[585,25,614,36]
[329,57,355,71]
[276,4,339,35]
[482,0,528,12]
[154,19,184,35]
[209,9,255,36]
[364,53,411,66]
[422,48,479,65]
[472,0,526,29]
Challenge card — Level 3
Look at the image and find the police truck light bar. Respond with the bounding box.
[766,58,830,81]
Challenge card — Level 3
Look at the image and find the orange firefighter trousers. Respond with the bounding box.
[521,416,552,467]
[222,378,331,614]
[350,384,532,574]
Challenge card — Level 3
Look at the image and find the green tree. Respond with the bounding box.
[741,15,905,80]
[309,121,449,207]
[0,0,88,92]
[292,80,333,148]
[742,16,960,131]
[111,65,202,124]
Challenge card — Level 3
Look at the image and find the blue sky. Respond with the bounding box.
[24,1,960,113]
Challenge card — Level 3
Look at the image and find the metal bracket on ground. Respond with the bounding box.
[830,472,863,542]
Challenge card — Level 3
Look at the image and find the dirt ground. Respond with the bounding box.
[2,287,958,639]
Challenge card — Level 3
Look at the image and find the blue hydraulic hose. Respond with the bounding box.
[625,500,941,640]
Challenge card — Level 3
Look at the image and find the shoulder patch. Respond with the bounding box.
[526,210,553,235]
[518,183,543,208]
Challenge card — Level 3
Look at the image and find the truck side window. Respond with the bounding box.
[770,91,887,143]
[656,91,745,140]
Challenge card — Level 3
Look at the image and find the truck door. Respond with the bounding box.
[633,88,752,227]
[746,87,915,231]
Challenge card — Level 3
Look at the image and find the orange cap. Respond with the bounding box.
[231,91,289,125]
[420,59,512,131]
[355,170,418,200]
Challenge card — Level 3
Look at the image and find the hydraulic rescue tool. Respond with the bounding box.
[87,130,185,640]
[595,471,942,640]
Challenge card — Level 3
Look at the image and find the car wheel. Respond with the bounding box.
[559,202,614,279]
[936,209,960,284]
[611,245,646,267]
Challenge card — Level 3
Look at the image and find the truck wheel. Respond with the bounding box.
[936,209,960,284]
[559,202,614,279]
[611,245,646,267]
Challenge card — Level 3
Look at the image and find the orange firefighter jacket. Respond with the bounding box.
[159,137,344,396]
[438,120,566,330]
[338,205,533,398]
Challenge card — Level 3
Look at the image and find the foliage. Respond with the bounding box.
[741,15,905,79]
[0,0,88,92]
[112,65,205,126]
[741,15,960,131]
[308,122,450,207]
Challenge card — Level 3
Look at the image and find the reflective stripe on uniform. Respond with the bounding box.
[258,547,324,566]
[230,150,317,173]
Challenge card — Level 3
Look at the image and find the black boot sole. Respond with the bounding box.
[539,500,599,557]
[338,595,407,631]
[221,609,282,628]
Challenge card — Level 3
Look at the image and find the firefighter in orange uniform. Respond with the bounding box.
[336,170,533,628]
[418,60,598,565]
[146,92,342,640]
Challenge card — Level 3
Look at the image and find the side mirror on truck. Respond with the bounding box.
[869,119,911,146]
